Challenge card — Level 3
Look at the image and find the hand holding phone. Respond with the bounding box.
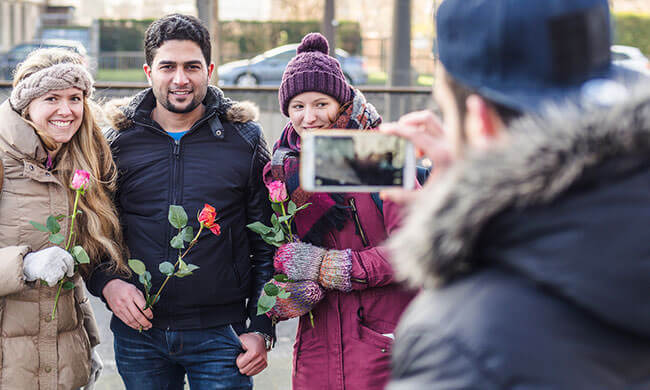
[300,130,416,192]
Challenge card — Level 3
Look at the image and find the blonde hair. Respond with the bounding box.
[14,48,130,278]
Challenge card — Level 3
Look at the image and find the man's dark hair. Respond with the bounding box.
[144,14,211,66]
[443,72,523,138]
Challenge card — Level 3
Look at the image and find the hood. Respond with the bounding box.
[102,85,259,132]
[390,88,650,336]
[0,100,48,164]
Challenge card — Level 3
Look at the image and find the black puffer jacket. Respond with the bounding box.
[387,91,650,389]
[88,86,274,335]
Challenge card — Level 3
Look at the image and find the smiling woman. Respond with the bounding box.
[0,47,130,390]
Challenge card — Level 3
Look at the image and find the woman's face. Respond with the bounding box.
[288,92,341,135]
[27,87,84,145]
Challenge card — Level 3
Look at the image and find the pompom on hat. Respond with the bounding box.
[278,32,353,116]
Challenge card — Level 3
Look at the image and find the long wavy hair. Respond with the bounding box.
[13,48,130,278]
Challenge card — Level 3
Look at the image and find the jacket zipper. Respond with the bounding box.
[348,198,369,284]
[348,198,369,247]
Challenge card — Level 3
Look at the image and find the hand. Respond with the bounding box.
[103,279,153,330]
[82,348,103,390]
[380,110,453,170]
[236,333,268,376]
[264,280,324,321]
[23,246,74,286]
[274,242,352,291]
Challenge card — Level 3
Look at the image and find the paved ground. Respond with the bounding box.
[89,292,297,390]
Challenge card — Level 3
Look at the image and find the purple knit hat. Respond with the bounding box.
[279,32,353,116]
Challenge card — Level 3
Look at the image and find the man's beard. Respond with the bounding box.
[159,92,203,114]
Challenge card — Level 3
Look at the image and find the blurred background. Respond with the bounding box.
[0,0,647,388]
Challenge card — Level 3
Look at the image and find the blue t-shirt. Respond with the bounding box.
[167,130,189,141]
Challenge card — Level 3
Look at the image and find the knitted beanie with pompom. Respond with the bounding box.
[278,32,353,116]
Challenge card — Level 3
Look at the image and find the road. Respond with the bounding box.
[89,292,297,390]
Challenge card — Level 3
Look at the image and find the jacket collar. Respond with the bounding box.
[103,86,259,134]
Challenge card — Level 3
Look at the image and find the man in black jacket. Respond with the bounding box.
[381,0,650,388]
[87,14,274,389]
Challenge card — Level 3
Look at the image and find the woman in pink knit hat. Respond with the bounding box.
[262,32,416,390]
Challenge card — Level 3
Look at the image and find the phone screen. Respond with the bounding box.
[301,130,415,192]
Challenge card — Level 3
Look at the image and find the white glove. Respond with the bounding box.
[23,247,74,286]
[82,348,103,390]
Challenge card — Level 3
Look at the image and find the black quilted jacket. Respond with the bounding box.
[88,87,274,335]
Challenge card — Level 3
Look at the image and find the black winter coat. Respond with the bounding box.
[387,91,650,389]
[88,87,274,335]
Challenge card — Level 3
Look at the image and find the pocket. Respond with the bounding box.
[355,323,393,388]
[227,324,244,350]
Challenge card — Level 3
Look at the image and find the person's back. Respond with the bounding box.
[388,93,650,388]
[382,0,650,388]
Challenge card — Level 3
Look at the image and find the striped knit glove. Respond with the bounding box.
[264,280,325,322]
[274,242,353,292]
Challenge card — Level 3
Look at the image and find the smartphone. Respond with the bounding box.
[300,130,416,192]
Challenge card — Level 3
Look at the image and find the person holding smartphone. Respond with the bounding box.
[262,32,416,390]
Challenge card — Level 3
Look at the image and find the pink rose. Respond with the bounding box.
[267,180,288,203]
[70,170,90,190]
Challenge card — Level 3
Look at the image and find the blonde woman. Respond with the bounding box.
[0,48,129,389]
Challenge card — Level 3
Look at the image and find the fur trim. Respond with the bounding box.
[226,100,259,123]
[102,87,259,132]
[389,87,650,288]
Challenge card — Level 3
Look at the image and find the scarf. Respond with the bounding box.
[263,90,382,246]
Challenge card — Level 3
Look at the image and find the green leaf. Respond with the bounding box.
[257,295,276,315]
[62,281,75,290]
[294,202,312,212]
[278,290,291,299]
[273,229,285,242]
[159,261,175,276]
[264,282,280,296]
[71,246,90,264]
[170,233,185,249]
[46,215,61,234]
[271,202,283,215]
[30,221,50,233]
[54,214,66,221]
[246,222,273,235]
[168,205,188,229]
[175,263,199,278]
[288,201,297,215]
[181,226,194,242]
[128,259,147,275]
[273,274,289,283]
[271,213,279,228]
[278,215,292,223]
[261,235,282,247]
[49,233,65,245]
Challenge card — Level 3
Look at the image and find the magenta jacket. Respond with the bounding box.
[291,192,416,390]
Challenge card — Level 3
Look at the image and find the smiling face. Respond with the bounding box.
[144,39,214,115]
[27,87,84,145]
[287,92,341,136]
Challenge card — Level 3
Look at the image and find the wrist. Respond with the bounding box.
[251,331,273,351]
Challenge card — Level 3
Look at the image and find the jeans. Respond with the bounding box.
[112,316,253,390]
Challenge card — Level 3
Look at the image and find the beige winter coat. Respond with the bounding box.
[0,100,100,390]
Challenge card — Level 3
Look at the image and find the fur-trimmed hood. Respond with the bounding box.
[390,89,650,336]
[102,85,259,132]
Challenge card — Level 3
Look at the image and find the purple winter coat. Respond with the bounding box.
[291,193,416,390]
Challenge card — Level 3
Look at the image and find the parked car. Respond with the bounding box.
[0,39,90,80]
[218,44,368,86]
[611,45,650,75]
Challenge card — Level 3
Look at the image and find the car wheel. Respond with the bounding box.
[235,73,259,86]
